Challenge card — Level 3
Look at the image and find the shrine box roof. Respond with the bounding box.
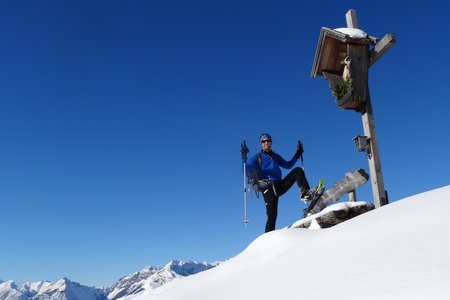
[311,27,373,78]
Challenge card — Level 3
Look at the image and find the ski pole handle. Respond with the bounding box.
[241,140,249,162]
[297,140,304,168]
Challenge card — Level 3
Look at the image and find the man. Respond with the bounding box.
[246,133,317,232]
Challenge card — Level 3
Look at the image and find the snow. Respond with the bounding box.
[334,27,368,38]
[288,201,372,229]
[130,185,450,300]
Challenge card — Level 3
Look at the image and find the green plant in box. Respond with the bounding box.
[333,77,352,99]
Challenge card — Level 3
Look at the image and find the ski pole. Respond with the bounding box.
[243,160,249,224]
[240,141,250,224]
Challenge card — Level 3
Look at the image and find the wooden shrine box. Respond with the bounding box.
[311,27,375,111]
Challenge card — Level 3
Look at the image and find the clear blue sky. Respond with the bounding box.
[1,0,449,287]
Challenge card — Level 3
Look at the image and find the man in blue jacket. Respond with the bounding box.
[247,133,316,232]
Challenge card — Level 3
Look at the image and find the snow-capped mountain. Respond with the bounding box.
[107,266,160,300]
[108,261,218,300]
[32,278,106,300]
[0,280,28,300]
[18,281,52,298]
[0,278,106,300]
[0,260,218,300]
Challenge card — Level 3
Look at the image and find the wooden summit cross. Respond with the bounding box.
[311,9,395,208]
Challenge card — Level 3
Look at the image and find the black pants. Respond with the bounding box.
[263,167,310,233]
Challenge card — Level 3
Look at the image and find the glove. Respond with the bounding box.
[295,141,304,158]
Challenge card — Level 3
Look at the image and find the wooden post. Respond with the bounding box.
[361,94,388,207]
[346,9,387,208]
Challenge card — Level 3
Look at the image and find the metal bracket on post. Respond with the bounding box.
[348,190,357,202]
[353,135,372,159]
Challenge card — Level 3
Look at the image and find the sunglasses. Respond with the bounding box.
[261,140,272,144]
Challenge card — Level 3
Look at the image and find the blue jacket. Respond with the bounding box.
[247,150,298,181]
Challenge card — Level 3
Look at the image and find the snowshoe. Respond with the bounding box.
[302,179,325,217]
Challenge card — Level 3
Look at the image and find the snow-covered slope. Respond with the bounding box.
[131,185,450,300]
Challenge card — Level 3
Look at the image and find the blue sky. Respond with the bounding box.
[1,0,449,287]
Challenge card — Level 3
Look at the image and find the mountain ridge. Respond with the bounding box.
[0,260,218,300]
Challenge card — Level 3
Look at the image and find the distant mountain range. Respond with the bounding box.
[0,260,218,300]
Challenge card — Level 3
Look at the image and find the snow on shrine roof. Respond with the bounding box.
[334,27,368,39]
